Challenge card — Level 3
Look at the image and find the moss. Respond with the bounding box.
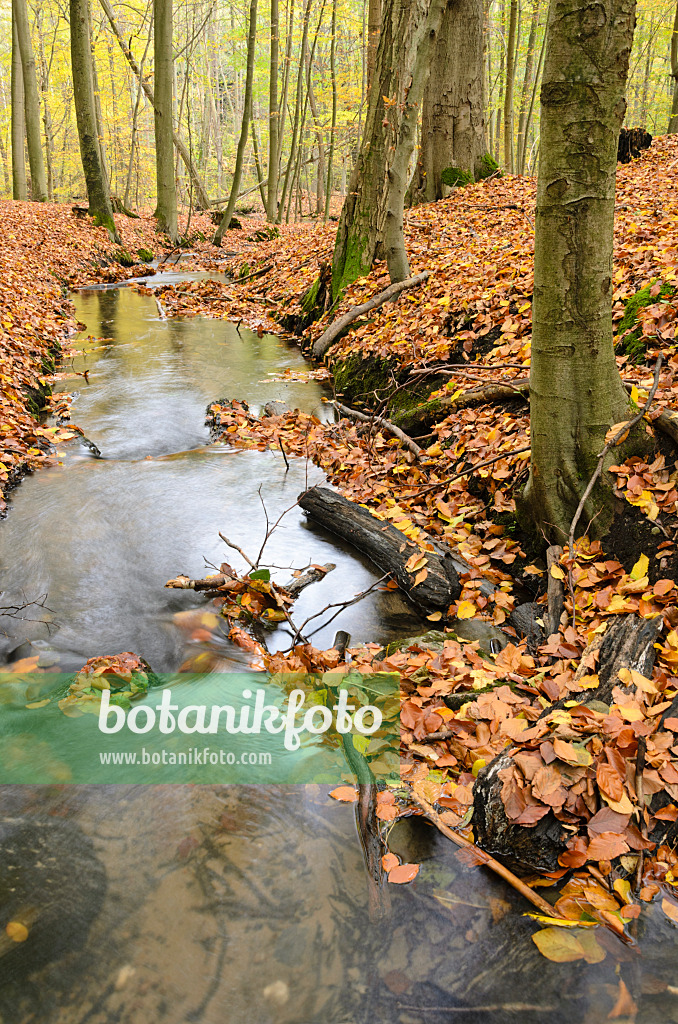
[113,248,135,268]
[331,353,447,415]
[615,280,675,362]
[476,153,500,181]
[137,248,154,263]
[441,166,474,188]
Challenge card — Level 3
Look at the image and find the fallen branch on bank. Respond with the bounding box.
[331,400,425,459]
[393,379,530,434]
[312,270,431,359]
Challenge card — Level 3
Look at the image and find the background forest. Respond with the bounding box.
[0,0,676,217]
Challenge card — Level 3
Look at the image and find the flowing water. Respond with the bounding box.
[0,275,674,1023]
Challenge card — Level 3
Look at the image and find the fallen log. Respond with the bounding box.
[312,270,431,358]
[472,614,663,875]
[281,562,336,599]
[165,562,336,599]
[393,379,529,434]
[332,400,425,459]
[298,486,460,613]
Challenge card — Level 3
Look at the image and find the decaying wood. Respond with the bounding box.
[298,486,461,614]
[332,400,425,458]
[472,614,663,874]
[165,571,238,591]
[312,270,431,358]
[281,562,336,598]
[546,544,565,635]
[394,379,529,434]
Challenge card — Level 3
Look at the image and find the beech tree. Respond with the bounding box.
[331,0,447,298]
[70,0,118,240]
[670,0,678,133]
[10,9,26,201]
[12,0,47,201]
[409,0,485,201]
[153,0,178,242]
[522,0,637,543]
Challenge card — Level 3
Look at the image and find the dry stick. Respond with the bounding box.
[278,437,290,470]
[219,532,255,569]
[546,544,565,634]
[408,791,565,919]
[235,263,274,285]
[332,400,425,459]
[404,446,531,499]
[634,736,648,894]
[566,357,663,627]
[312,270,431,358]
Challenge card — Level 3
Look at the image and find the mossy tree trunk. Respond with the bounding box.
[70,0,118,241]
[214,0,257,243]
[409,0,485,202]
[11,9,26,201]
[13,0,47,201]
[331,0,445,299]
[153,0,179,243]
[522,0,636,544]
[669,0,678,134]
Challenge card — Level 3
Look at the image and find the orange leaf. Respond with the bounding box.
[387,862,420,885]
[329,786,358,802]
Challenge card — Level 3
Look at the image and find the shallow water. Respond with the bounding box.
[0,277,674,1023]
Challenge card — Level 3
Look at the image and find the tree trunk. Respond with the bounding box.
[366,0,381,93]
[503,0,518,172]
[154,0,178,242]
[521,0,636,544]
[11,10,27,200]
[98,0,210,210]
[277,0,312,224]
[669,0,678,133]
[13,0,47,201]
[70,0,118,240]
[516,0,541,175]
[331,0,445,298]
[410,0,485,202]
[324,0,338,220]
[266,0,280,220]
[214,0,258,243]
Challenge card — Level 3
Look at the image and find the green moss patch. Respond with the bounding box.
[441,166,474,188]
[615,280,675,362]
[476,153,500,181]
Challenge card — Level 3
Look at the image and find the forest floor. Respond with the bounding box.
[3,138,678,964]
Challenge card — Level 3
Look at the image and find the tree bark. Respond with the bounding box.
[11,9,26,201]
[324,0,338,220]
[503,0,518,172]
[98,0,210,211]
[366,0,381,93]
[277,0,312,225]
[669,0,678,133]
[70,0,118,240]
[153,0,178,242]
[410,0,485,202]
[331,0,445,298]
[266,0,280,220]
[521,0,636,544]
[298,486,461,613]
[13,0,47,201]
[214,0,258,243]
[516,0,541,175]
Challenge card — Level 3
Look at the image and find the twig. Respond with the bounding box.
[219,532,255,569]
[567,357,663,626]
[403,446,531,498]
[546,544,565,634]
[235,263,274,285]
[332,400,425,459]
[285,575,390,647]
[278,437,290,470]
[408,790,566,919]
[634,736,647,893]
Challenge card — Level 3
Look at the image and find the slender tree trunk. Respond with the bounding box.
[88,2,110,195]
[410,0,485,202]
[520,21,546,173]
[98,0,210,209]
[278,0,312,223]
[669,0,678,133]
[522,0,636,543]
[324,0,338,221]
[516,0,540,175]
[11,11,27,200]
[214,0,258,243]
[266,0,280,220]
[250,120,268,208]
[35,9,54,201]
[366,0,381,93]
[70,0,118,238]
[503,0,518,172]
[383,0,448,281]
[278,0,296,177]
[13,0,47,200]
[305,46,326,215]
[154,0,178,242]
[638,17,654,126]
[332,0,445,298]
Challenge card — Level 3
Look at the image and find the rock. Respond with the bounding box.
[263,400,291,417]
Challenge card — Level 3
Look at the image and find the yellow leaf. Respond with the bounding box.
[414,568,429,586]
[618,666,658,693]
[456,601,476,620]
[25,699,51,710]
[630,384,640,405]
[532,927,605,963]
[613,879,632,904]
[630,554,649,580]
[472,758,486,777]
[6,921,29,943]
[601,789,634,814]
[550,565,565,580]
[524,913,598,929]
[427,611,443,622]
[662,897,678,924]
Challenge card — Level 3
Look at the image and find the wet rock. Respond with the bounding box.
[263,400,291,417]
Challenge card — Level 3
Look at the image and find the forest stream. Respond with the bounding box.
[0,274,676,1024]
